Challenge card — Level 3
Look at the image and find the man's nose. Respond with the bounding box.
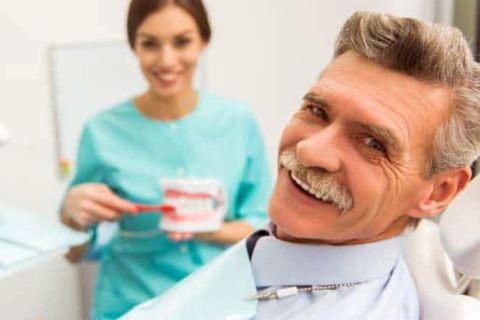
[296,128,342,172]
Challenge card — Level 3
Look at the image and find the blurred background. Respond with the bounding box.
[0,0,477,319]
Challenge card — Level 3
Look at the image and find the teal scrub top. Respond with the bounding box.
[68,91,272,319]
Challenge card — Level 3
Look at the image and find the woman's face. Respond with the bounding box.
[134,5,206,98]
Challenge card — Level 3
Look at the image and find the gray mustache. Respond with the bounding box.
[280,151,353,214]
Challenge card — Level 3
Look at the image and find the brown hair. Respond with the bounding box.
[126,0,211,49]
[334,12,480,177]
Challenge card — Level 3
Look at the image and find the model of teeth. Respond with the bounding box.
[290,172,332,203]
[167,198,214,215]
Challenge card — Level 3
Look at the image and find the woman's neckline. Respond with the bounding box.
[130,90,203,124]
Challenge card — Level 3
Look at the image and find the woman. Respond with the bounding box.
[60,0,272,318]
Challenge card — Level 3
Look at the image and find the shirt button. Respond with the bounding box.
[170,123,177,130]
[180,245,188,253]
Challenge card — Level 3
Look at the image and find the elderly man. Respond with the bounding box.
[122,11,480,320]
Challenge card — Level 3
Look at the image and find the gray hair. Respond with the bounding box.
[334,12,480,176]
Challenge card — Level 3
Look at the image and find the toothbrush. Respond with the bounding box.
[134,203,176,213]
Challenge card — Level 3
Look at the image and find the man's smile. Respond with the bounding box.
[289,171,334,204]
[279,151,353,213]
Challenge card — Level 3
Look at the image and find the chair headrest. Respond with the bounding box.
[439,175,480,279]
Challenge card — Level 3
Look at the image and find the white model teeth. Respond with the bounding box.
[168,198,214,215]
[291,172,331,202]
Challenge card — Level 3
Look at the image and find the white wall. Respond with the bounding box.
[0,0,132,215]
[204,0,439,171]
[0,0,440,317]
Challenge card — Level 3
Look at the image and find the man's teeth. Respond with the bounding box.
[291,173,331,203]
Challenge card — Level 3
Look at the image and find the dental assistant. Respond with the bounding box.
[59,0,272,318]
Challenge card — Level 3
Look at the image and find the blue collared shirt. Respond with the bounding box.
[121,230,420,320]
[250,233,420,320]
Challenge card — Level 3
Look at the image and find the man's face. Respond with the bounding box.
[269,51,451,244]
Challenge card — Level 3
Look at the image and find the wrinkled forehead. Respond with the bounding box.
[312,52,453,152]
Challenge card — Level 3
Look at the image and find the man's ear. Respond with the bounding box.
[410,166,472,219]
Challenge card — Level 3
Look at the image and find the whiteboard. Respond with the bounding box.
[49,41,207,178]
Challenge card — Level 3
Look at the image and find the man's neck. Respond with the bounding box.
[272,215,411,245]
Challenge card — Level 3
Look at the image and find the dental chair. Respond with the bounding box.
[402,165,480,320]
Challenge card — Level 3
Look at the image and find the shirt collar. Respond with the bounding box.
[250,229,401,287]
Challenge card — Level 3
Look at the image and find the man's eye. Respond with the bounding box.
[309,105,328,121]
[364,137,386,153]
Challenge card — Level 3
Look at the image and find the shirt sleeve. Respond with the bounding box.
[233,110,273,229]
[59,122,105,258]
[69,122,105,187]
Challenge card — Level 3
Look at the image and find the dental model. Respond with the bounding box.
[159,178,226,232]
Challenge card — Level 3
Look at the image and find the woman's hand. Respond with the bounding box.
[61,183,137,263]
[61,183,138,230]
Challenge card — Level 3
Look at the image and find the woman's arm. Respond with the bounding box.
[60,123,138,261]
[60,183,138,262]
